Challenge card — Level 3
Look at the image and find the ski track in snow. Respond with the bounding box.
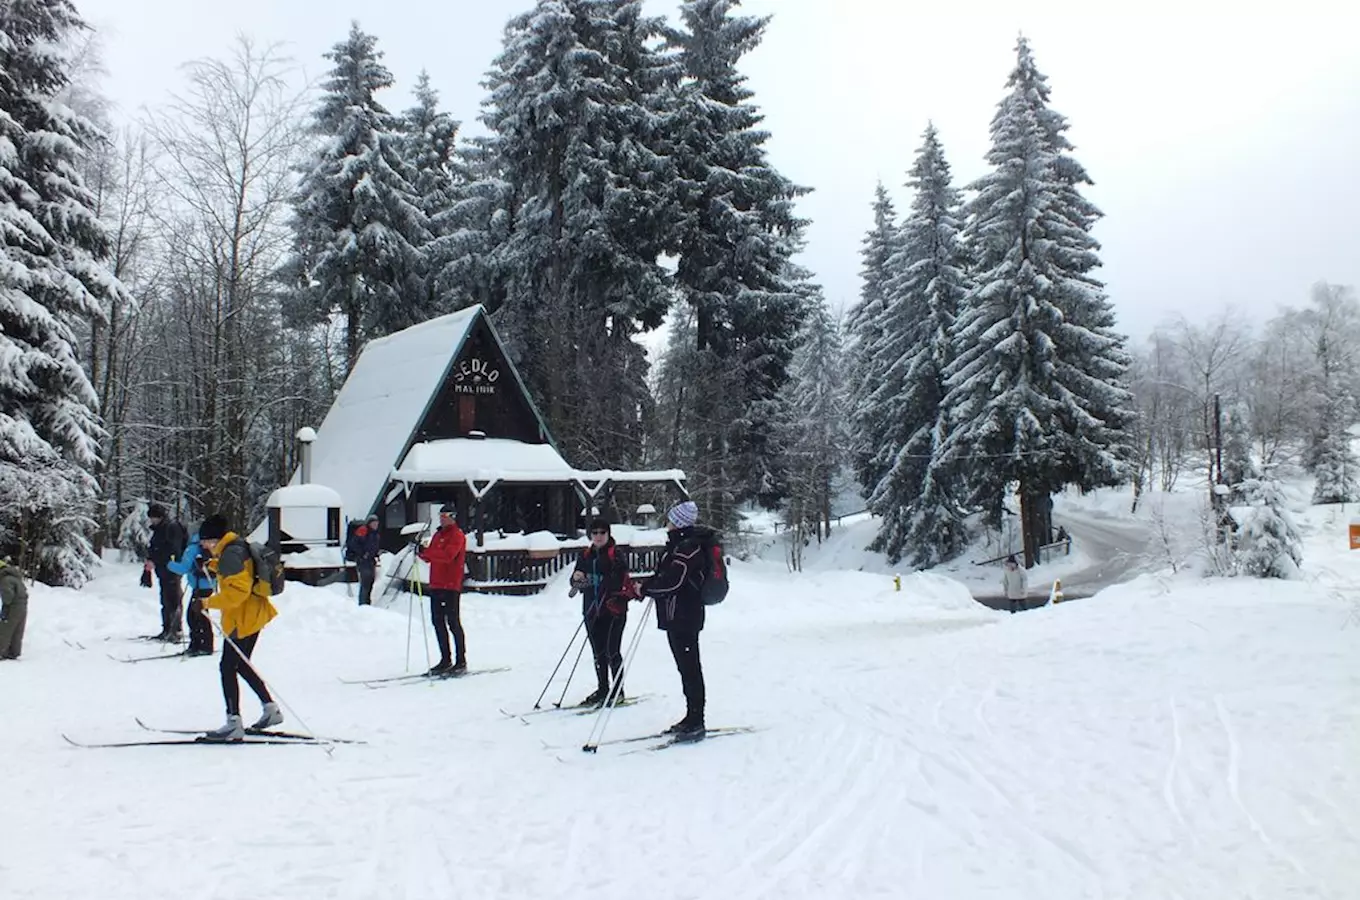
[1163,695,1191,837]
[6,527,1360,900]
[1213,695,1312,884]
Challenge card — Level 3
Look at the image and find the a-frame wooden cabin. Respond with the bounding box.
[272,305,686,592]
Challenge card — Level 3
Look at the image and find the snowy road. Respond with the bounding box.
[972,508,1154,608]
[3,550,1357,900]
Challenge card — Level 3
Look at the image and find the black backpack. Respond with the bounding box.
[697,531,729,606]
[343,521,362,562]
[237,539,286,596]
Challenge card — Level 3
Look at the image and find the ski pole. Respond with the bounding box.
[405,587,415,672]
[584,597,653,752]
[554,623,592,708]
[203,613,332,754]
[411,551,432,670]
[533,617,586,709]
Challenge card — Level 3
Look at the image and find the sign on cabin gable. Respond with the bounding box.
[414,315,548,446]
[453,357,500,395]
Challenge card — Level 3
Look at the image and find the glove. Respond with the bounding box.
[139,568,153,589]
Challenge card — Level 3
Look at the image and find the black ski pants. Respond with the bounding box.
[221,631,272,717]
[586,609,626,692]
[155,565,183,637]
[357,562,376,606]
[187,589,214,653]
[429,589,466,666]
[667,629,705,721]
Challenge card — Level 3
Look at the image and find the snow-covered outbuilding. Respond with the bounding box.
[267,305,686,593]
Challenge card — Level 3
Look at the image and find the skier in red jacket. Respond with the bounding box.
[417,504,468,674]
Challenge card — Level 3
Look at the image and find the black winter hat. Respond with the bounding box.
[589,518,611,533]
[147,503,167,520]
[199,514,230,541]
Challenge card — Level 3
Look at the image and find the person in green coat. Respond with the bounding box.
[0,559,28,660]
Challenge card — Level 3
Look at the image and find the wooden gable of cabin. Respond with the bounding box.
[412,313,551,446]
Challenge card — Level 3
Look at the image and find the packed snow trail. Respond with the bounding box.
[2,543,1357,899]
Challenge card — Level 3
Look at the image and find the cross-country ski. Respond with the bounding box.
[62,734,309,749]
[356,666,512,689]
[133,718,365,745]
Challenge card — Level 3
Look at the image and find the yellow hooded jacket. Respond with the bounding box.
[203,532,278,638]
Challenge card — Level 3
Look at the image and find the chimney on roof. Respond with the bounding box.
[297,426,317,483]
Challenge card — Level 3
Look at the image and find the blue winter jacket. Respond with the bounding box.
[167,533,215,596]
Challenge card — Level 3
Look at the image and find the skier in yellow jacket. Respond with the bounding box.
[197,514,280,741]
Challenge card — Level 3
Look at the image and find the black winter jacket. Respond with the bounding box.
[148,519,188,568]
[573,539,629,618]
[643,525,712,633]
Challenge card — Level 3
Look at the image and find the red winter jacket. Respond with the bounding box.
[418,524,467,591]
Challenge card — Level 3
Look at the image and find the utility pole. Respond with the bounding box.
[1213,393,1224,489]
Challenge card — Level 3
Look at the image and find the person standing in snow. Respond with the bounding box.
[197,514,282,741]
[1002,555,1028,614]
[167,529,215,656]
[570,519,632,706]
[144,504,188,642]
[346,515,382,606]
[642,500,712,739]
[0,559,28,660]
[418,504,468,675]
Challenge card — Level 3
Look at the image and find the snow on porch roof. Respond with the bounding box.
[391,438,686,497]
[393,438,577,485]
[283,306,481,525]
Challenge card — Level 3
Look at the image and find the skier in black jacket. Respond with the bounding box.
[643,500,711,739]
[144,504,188,642]
[570,519,631,707]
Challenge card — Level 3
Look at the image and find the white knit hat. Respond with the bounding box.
[667,501,699,529]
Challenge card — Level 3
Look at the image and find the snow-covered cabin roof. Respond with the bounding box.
[282,307,482,525]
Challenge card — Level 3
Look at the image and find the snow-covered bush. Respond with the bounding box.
[1235,477,1303,579]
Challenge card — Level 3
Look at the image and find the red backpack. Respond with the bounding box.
[697,532,729,605]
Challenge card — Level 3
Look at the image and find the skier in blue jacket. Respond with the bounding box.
[168,530,215,655]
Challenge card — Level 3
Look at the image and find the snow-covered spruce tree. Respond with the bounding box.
[116,499,150,562]
[479,0,674,469]
[1236,476,1303,578]
[779,286,846,547]
[1220,401,1259,500]
[1312,387,1359,503]
[0,0,132,585]
[664,0,810,524]
[286,22,429,372]
[401,72,461,317]
[1302,282,1360,471]
[846,184,902,502]
[940,37,1132,567]
[434,135,510,313]
[866,124,971,567]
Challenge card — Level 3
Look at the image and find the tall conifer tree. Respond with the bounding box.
[941,38,1131,566]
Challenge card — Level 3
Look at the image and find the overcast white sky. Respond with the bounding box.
[75,0,1360,342]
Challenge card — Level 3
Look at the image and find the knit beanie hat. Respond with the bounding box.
[199,514,229,541]
[666,500,699,529]
[147,503,167,520]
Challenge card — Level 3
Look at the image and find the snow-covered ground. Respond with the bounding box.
[3,497,1359,899]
